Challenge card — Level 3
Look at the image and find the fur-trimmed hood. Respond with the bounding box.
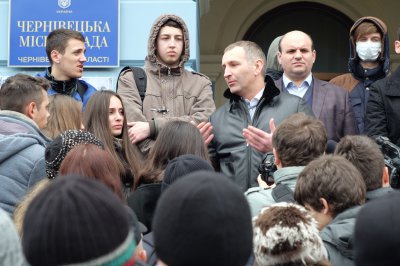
[145,14,190,70]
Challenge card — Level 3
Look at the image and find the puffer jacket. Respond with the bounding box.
[0,111,50,214]
[209,76,314,191]
[118,14,215,153]
[330,17,390,134]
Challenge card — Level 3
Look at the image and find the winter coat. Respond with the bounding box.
[245,166,304,217]
[209,75,314,191]
[117,14,215,154]
[330,17,390,134]
[0,111,50,214]
[321,205,362,266]
[365,66,400,146]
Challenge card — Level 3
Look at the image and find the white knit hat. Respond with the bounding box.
[253,202,328,265]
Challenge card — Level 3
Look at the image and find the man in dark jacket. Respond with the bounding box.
[331,17,390,134]
[208,41,313,191]
[37,29,97,110]
[366,27,400,146]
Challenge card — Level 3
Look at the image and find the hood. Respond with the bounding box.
[348,17,390,80]
[266,36,283,72]
[146,14,190,70]
[0,133,47,165]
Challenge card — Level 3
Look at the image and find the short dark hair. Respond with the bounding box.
[46,29,85,64]
[335,135,384,191]
[162,19,182,30]
[0,74,49,114]
[294,155,366,217]
[272,113,327,167]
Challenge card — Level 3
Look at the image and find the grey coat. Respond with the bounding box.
[0,111,50,214]
[321,205,362,266]
[245,166,304,217]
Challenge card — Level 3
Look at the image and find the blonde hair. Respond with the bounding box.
[13,179,50,236]
[42,94,82,139]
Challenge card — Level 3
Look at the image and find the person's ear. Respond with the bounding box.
[319,197,330,215]
[277,51,282,64]
[254,59,264,76]
[51,50,61,64]
[272,148,281,168]
[382,166,390,187]
[395,40,400,54]
[25,101,36,119]
[312,49,316,63]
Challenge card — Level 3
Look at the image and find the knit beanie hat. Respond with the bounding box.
[253,202,328,266]
[22,175,137,266]
[153,171,253,266]
[355,191,400,266]
[45,130,104,179]
[162,154,213,191]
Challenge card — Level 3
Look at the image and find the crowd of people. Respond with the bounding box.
[0,13,399,266]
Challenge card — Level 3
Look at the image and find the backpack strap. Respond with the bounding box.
[116,66,147,102]
[271,183,295,203]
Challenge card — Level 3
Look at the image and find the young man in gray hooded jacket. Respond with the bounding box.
[118,14,215,154]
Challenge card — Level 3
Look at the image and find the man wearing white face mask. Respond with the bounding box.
[331,17,390,134]
[366,28,400,146]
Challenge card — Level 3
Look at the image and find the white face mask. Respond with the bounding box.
[356,41,382,61]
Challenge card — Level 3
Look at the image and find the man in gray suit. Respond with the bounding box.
[275,30,357,141]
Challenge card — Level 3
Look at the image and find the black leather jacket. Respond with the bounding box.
[209,76,314,191]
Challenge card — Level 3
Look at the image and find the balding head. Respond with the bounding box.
[278,30,316,84]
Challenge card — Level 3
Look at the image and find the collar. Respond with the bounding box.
[282,73,313,88]
[45,67,79,96]
[224,75,280,104]
[243,87,264,103]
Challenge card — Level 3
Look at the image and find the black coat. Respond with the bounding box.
[366,66,400,146]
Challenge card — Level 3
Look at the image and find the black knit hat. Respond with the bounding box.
[45,130,104,179]
[153,171,253,266]
[355,191,400,266]
[162,154,213,191]
[22,175,137,266]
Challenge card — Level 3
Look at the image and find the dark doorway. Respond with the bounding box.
[244,2,354,79]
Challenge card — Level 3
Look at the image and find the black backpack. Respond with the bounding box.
[116,66,147,102]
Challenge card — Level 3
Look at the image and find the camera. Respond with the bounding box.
[258,152,277,186]
[375,136,400,189]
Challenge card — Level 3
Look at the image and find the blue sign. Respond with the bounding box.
[8,0,119,67]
